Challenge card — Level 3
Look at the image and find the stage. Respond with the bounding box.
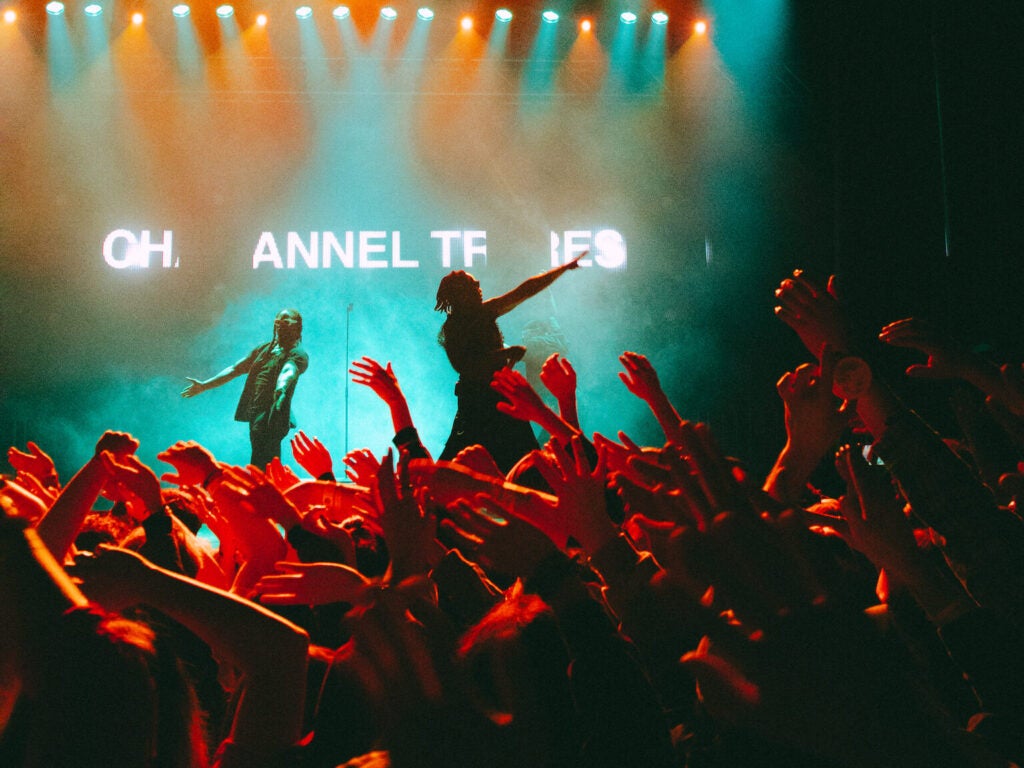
[2,0,1021,479]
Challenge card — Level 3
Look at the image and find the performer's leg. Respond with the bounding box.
[249,420,282,470]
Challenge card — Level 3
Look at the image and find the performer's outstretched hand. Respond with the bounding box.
[180,377,206,398]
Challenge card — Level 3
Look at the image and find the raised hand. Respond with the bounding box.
[618,351,685,444]
[834,445,974,623]
[492,367,578,443]
[98,451,163,513]
[290,430,334,479]
[253,560,371,606]
[217,465,303,530]
[673,421,761,524]
[539,353,580,428]
[529,435,617,554]
[5,470,58,509]
[592,430,644,476]
[265,456,301,492]
[209,475,288,593]
[7,441,58,489]
[878,317,979,381]
[613,471,702,530]
[157,440,222,487]
[344,448,382,487]
[773,270,852,358]
[440,493,560,582]
[618,351,664,402]
[492,367,551,425]
[765,349,852,505]
[94,430,140,459]
[350,356,404,407]
[0,476,51,523]
[834,445,918,572]
[373,449,442,582]
[451,444,503,478]
[350,357,418,438]
[406,459,559,551]
[780,351,850,449]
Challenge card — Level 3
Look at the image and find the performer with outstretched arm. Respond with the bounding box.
[435,256,582,472]
[181,308,308,469]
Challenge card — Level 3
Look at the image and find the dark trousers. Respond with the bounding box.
[439,380,540,474]
[249,417,284,469]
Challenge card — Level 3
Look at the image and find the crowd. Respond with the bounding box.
[2,268,1023,767]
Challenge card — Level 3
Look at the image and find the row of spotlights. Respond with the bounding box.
[35,3,684,27]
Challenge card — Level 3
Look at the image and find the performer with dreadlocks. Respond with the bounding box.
[435,257,581,471]
[181,308,308,468]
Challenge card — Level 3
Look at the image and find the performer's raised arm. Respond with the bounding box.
[483,254,584,317]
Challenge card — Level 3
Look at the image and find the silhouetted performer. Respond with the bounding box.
[435,258,580,471]
[181,309,308,468]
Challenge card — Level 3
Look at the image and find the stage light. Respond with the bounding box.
[3,8,16,22]
[416,7,433,20]
[295,5,312,18]
[495,8,512,22]
[651,11,668,24]
[215,4,233,18]
[131,11,143,24]
[332,5,349,18]
[84,3,102,16]
[380,6,397,20]
[256,12,267,25]
[460,15,472,30]
[694,19,707,35]
[619,11,636,24]
[171,4,189,16]
[580,18,591,32]
[46,2,64,15]
[541,10,558,23]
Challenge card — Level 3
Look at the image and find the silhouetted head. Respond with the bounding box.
[273,309,302,347]
[24,608,205,768]
[457,582,573,726]
[435,271,482,314]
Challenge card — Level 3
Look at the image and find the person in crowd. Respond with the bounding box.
[4,265,1024,767]
[181,309,308,469]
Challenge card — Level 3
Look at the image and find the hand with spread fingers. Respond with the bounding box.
[539,353,581,429]
[290,430,335,479]
[773,269,853,359]
[618,351,685,444]
[7,440,59,492]
[158,439,223,488]
[440,493,560,582]
[253,560,371,606]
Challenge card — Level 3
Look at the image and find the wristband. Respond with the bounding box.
[202,467,223,488]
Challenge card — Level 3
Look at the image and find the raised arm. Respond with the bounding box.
[74,546,309,762]
[618,351,685,444]
[350,356,432,460]
[492,367,580,443]
[350,356,413,433]
[483,255,582,317]
[539,353,581,429]
[181,354,252,398]
[35,430,140,561]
